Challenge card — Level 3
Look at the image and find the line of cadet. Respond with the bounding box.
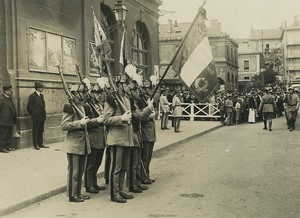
[61,71,157,203]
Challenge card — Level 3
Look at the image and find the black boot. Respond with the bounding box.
[263,120,267,130]
[268,121,272,131]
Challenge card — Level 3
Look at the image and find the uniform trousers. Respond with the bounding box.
[161,112,168,129]
[127,147,142,189]
[141,141,155,180]
[67,153,87,197]
[32,120,44,146]
[109,146,130,198]
[0,125,12,150]
[104,147,110,184]
[84,148,104,189]
[173,117,181,132]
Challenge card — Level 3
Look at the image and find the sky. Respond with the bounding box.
[159,0,300,39]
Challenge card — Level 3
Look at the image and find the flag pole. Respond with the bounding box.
[150,0,207,100]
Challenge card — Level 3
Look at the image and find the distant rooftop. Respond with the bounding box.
[250,28,283,40]
[238,44,260,54]
[159,19,228,41]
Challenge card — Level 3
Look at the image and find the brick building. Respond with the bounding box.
[0,0,161,148]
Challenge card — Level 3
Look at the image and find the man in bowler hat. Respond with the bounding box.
[0,85,17,153]
[27,81,48,150]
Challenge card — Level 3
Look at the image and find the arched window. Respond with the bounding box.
[132,21,149,77]
[100,4,117,73]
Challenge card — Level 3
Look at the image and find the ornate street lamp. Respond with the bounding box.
[113,0,127,23]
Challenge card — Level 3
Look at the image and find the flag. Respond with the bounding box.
[119,27,131,68]
[92,9,111,56]
[172,7,219,102]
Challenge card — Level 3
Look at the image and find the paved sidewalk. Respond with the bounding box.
[0,120,222,217]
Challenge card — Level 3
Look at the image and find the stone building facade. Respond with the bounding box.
[237,44,263,90]
[0,0,161,148]
[159,19,238,93]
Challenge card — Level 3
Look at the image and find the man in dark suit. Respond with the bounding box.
[0,85,17,153]
[27,81,48,150]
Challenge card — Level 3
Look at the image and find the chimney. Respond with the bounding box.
[174,20,178,27]
[284,20,287,28]
[210,19,220,33]
[168,19,173,33]
[218,22,222,32]
[294,16,299,26]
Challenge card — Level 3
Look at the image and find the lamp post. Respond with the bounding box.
[113,0,127,24]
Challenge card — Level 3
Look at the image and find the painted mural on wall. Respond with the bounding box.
[28,28,76,74]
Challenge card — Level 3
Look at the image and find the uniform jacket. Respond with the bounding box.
[259,94,275,113]
[159,94,170,113]
[86,104,106,150]
[61,103,91,155]
[132,103,153,147]
[27,92,46,121]
[172,95,182,117]
[103,95,134,147]
[284,93,299,112]
[225,98,234,113]
[0,94,17,126]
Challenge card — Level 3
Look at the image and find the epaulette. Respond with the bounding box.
[63,104,74,114]
[106,95,117,109]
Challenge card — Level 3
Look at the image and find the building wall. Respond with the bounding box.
[238,54,260,81]
[249,38,282,53]
[283,29,300,81]
[0,0,160,148]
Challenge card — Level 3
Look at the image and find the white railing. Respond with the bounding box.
[158,103,220,121]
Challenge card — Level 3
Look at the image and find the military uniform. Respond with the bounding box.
[127,99,153,192]
[61,103,93,202]
[84,103,106,193]
[284,88,299,131]
[159,91,170,129]
[259,91,275,131]
[103,94,134,203]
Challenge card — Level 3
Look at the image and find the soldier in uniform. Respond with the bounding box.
[259,88,276,131]
[127,80,154,193]
[84,84,106,194]
[159,88,170,130]
[103,73,134,203]
[61,84,102,202]
[284,87,299,131]
[141,80,157,185]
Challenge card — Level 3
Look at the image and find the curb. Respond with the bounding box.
[0,124,223,217]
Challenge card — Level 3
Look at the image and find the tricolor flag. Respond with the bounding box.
[92,9,111,56]
[172,7,219,102]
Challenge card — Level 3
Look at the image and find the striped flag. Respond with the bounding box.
[92,9,111,56]
[172,7,219,102]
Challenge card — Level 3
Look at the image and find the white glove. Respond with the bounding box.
[80,117,90,126]
[97,115,104,123]
[147,99,154,110]
[122,111,132,123]
[149,112,155,119]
